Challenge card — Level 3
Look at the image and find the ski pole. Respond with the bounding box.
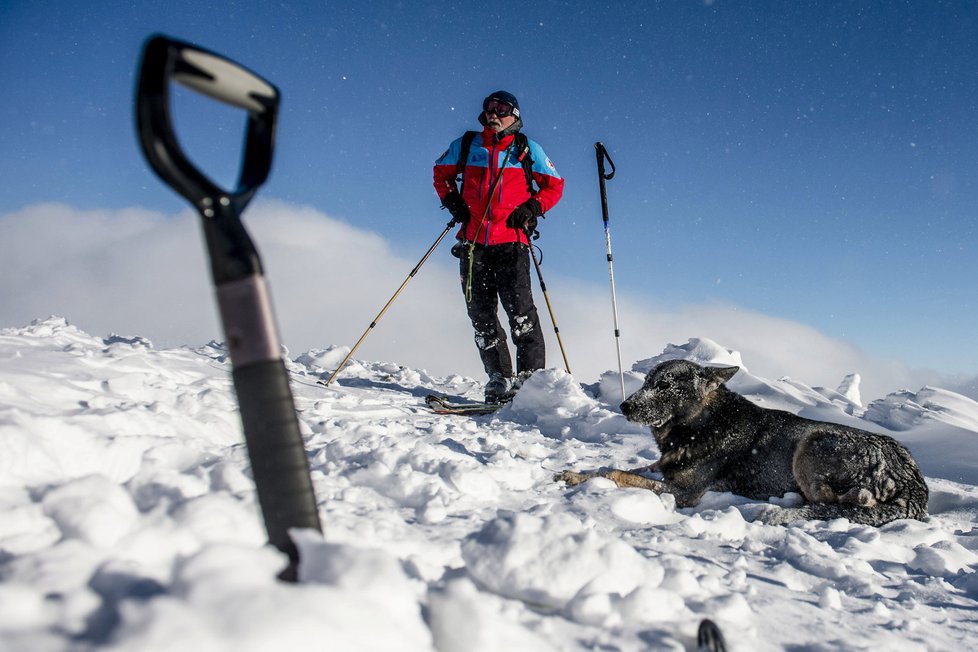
[321,220,457,386]
[595,142,625,401]
[135,35,322,582]
[527,243,571,374]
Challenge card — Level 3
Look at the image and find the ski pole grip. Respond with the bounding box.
[594,142,616,181]
[595,142,616,225]
[232,359,322,568]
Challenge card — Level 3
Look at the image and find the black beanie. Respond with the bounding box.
[482,90,521,119]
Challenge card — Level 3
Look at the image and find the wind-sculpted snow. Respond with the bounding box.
[865,385,978,432]
[1,317,977,651]
[498,368,646,442]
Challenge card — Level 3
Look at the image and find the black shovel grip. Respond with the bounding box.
[170,45,278,114]
[233,360,321,563]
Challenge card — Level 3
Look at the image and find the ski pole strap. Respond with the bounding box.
[464,239,477,303]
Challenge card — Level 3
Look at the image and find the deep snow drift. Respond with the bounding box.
[1,317,976,651]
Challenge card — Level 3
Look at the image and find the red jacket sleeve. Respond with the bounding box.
[433,137,463,202]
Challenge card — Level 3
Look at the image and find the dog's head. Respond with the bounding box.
[620,360,739,432]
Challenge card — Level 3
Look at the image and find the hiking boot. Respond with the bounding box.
[512,370,536,392]
[484,373,513,403]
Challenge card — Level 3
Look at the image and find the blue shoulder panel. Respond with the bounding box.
[434,135,463,166]
[527,138,561,179]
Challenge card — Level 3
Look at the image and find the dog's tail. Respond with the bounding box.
[758,484,929,527]
[761,504,902,527]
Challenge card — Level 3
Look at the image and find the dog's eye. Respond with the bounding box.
[655,381,669,391]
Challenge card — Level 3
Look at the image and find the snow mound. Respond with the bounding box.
[460,510,665,619]
[500,368,645,441]
[632,337,746,374]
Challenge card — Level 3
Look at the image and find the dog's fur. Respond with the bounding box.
[556,360,928,526]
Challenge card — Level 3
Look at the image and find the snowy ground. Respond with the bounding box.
[1,317,976,651]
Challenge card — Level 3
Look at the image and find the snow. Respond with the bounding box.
[1,316,977,651]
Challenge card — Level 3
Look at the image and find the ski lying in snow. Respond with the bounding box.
[424,394,505,415]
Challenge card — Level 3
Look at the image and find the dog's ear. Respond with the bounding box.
[706,365,739,388]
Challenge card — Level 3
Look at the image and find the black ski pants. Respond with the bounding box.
[459,242,545,378]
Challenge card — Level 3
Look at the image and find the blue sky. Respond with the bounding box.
[1,0,976,387]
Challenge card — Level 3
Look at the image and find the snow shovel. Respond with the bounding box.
[135,34,321,581]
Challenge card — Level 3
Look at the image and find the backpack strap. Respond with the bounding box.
[512,132,536,196]
[456,130,478,195]
[512,133,543,240]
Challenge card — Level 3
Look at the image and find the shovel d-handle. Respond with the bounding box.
[136,34,277,283]
[135,35,322,581]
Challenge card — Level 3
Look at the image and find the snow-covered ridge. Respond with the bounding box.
[1,317,977,651]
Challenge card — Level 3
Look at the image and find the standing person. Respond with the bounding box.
[433,91,564,402]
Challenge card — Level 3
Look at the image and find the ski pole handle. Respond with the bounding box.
[594,142,616,227]
[595,141,616,181]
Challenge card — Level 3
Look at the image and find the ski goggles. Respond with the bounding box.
[484,99,517,118]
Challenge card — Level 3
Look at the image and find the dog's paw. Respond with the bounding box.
[553,470,590,487]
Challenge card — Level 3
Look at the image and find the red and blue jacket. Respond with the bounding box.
[433,128,564,246]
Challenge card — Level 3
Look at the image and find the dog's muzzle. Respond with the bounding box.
[621,398,669,429]
[620,399,635,419]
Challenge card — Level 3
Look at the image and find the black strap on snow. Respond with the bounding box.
[456,130,536,196]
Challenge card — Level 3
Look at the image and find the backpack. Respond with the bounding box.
[456,131,536,197]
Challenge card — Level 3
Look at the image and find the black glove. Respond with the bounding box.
[505,198,543,234]
[442,190,470,226]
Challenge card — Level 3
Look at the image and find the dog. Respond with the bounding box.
[555,360,928,526]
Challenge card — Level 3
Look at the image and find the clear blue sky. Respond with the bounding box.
[2,0,976,377]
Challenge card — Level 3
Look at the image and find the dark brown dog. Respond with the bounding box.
[556,360,928,526]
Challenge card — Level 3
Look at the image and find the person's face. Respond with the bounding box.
[484,99,517,133]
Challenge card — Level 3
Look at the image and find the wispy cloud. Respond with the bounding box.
[1,201,969,401]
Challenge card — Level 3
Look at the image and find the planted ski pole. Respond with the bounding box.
[135,35,321,581]
[321,219,457,386]
[595,142,625,402]
[527,242,571,374]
